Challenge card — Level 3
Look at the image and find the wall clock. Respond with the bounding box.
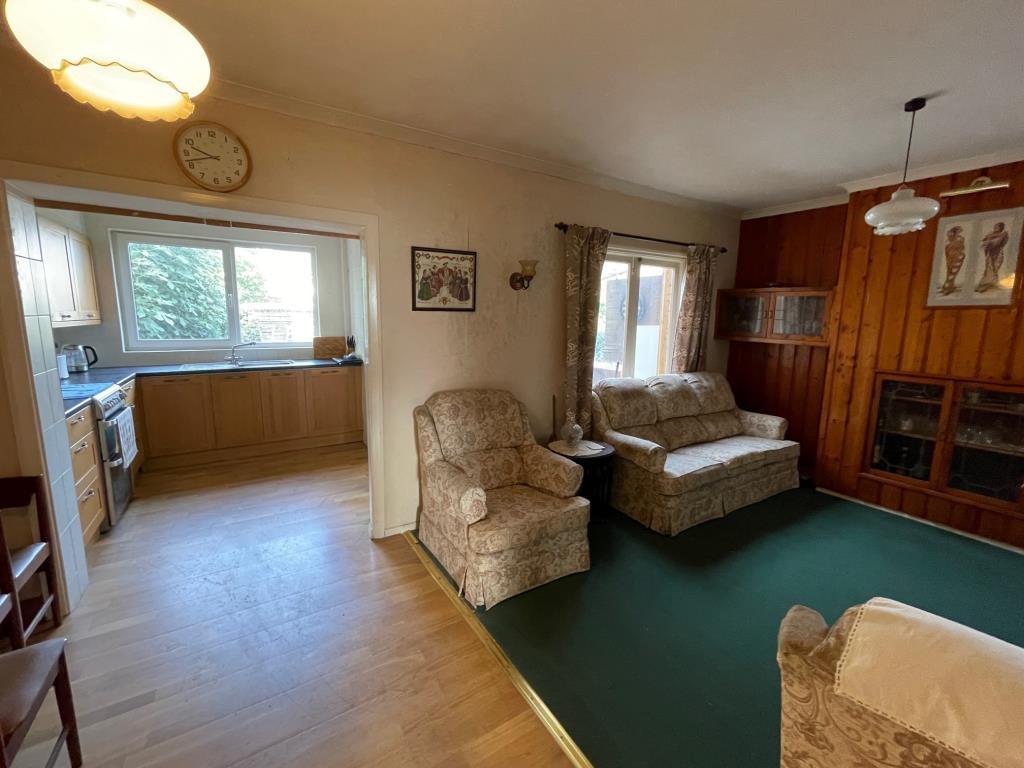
[173,121,252,192]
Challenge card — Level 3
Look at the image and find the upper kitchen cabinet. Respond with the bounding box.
[715,287,831,346]
[38,218,101,327]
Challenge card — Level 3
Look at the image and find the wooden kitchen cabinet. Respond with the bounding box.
[211,372,265,448]
[38,218,101,327]
[715,287,830,346]
[121,378,145,479]
[259,370,308,441]
[65,409,105,543]
[141,376,216,457]
[305,367,363,436]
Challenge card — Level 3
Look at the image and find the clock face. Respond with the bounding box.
[173,122,251,192]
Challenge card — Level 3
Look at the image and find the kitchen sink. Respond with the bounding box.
[236,360,296,368]
[178,360,296,371]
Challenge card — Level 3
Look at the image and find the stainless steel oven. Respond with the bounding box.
[92,385,135,530]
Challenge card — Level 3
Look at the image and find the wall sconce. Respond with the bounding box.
[509,260,538,290]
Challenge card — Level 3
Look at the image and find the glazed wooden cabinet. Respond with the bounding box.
[37,218,101,327]
[865,373,1024,511]
[210,372,264,448]
[259,370,308,441]
[141,376,216,457]
[305,367,363,435]
[716,287,830,346]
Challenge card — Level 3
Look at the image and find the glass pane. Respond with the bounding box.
[948,387,1024,503]
[633,263,676,379]
[594,261,629,385]
[235,247,316,343]
[720,294,765,336]
[128,241,228,341]
[772,294,826,337]
[870,380,945,480]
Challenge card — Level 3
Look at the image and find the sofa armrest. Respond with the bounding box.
[778,605,828,657]
[738,410,788,440]
[425,461,488,525]
[519,444,583,498]
[604,429,666,473]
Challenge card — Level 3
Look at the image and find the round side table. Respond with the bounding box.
[548,441,616,511]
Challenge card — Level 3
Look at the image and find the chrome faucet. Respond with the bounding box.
[224,341,256,365]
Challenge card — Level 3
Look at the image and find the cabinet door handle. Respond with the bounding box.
[70,414,86,425]
[59,312,73,319]
[73,440,89,454]
[81,488,96,500]
[223,375,247,380]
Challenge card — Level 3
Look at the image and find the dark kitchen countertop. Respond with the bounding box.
[61,358,363,418]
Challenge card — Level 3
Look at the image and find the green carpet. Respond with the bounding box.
[476,489,1024,768]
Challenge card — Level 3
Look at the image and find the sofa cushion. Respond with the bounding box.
[593,378,657,428]
[646,374,703,419]
[659,416,709,450]
[678,435,799,476]
[680,372,737,413]
[698,411,743,440]
[451,448,523,490]
[426,389,525,458]
[655,451,730,495]
[469,485,590,554]
[618,423,667,447]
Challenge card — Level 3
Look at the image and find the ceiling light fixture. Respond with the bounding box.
[4,0,210,122]
[864,97,940,236]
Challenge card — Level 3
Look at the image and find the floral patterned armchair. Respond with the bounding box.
[414,389,590,609]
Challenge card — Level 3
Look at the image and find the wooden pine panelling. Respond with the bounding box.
[727,203,847,475]
[817,160,1024,548]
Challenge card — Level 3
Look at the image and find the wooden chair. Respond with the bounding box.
[0,477,63,649]
[0,638,82,768]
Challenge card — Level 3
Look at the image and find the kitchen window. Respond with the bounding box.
[112,232,318,350]
[593,248,683,385]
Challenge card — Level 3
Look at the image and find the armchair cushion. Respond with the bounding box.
[424,461,488,524]
[697,410,743,440]
[451,448,523,490]
[603,428,667,473]
[593,378,658,428]
[519,444,583,498]
[425,390,525,458]
[468,486,589,554]
[737,410,788,440]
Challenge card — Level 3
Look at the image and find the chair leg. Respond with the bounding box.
[53,652,82,768]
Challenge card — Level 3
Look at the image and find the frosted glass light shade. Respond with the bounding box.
[4,0,210,121]
[864,187,940,236]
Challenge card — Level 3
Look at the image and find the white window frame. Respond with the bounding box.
[599,246,685,380]
[112,230,319,352]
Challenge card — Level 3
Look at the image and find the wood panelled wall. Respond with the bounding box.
[727,204,847,475]
[817,160,1024,548]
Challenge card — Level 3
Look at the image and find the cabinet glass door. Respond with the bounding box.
[947,387,1024,504]
[771,293,827,339]
[717,293,767,338]
[870,379,946,480]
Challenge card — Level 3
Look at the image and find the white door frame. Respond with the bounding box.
[0,159,389,538]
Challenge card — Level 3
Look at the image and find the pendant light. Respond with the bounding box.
[4,0,210,122]
[864,97,940,236]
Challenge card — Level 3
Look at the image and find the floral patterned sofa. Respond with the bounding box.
[778,597,1024,768]
[414,389,590,609]
[591,372,799,535]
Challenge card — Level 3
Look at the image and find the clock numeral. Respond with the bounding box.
[200,172,205,179]
[237,159,243,165]
[233,146,239,153]
[188,162,195,169]
[207,130,217,138]
[185,138,194,146]
[194,130,202,138]
[235,170,241,176]
[213,178,220,184]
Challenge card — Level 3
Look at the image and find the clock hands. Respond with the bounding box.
[188,156,220,163]
[188,147,222,161]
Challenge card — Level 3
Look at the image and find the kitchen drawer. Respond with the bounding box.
[66,408,92,445]
[77,474,105,541]
[70,430,100,483]
[74,462,98,499]
[121,378,138,406]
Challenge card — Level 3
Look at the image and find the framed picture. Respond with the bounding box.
[411,247,477,311]
[927,207,1023,307]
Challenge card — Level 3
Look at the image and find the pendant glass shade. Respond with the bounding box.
[4,0,210,122]
[864,187,940,236]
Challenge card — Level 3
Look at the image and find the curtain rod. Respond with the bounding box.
[554,222,727,254]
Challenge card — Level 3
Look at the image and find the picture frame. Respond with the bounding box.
[927,206,1023,308]
[411,247,477,312]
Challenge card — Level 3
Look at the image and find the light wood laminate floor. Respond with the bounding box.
[20,445,570,768]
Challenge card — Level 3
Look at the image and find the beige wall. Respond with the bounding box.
[0,47,739,534]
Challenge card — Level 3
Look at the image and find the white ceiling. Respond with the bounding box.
[162,1,1024,210]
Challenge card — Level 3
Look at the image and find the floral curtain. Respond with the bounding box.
[563,224,611,436]
[671,244,717,373]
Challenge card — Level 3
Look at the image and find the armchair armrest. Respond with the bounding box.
[777,605,828,657]
[738,410,788,440]
[603,429,666,473]
[424,461,488,525]
[519,444,583,498]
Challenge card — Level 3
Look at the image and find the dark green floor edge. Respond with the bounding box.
[475,488,1024,768]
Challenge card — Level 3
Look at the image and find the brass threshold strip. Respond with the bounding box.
[403,532,593,768]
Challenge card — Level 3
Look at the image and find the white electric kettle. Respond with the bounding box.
[61,344,98,372]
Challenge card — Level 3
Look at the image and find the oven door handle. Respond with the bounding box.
[106,458,124,468]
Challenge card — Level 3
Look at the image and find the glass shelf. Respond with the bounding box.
[870,380,945,481]
[947,387,1024,503]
